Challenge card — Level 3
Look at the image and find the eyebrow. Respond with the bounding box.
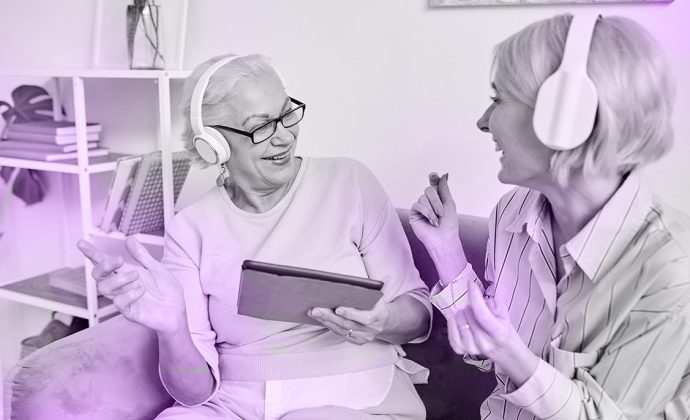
[242,97,291,126]
[491,82,501,93]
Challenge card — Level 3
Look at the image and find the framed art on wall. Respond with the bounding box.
[430,0,673,6]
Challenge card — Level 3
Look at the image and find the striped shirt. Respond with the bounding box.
[431,170,690,419]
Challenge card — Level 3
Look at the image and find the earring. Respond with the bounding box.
[215,164,230,187]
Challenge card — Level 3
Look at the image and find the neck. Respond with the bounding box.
[536,172,624,243]
[224,160,301,213]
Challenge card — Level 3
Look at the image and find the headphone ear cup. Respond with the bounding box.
[193,127,231,165]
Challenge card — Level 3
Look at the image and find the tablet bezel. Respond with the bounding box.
[241,260,384,291]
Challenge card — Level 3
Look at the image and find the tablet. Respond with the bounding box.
[238,260,384,326]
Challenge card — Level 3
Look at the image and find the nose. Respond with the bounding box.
[270,121,296,146]
[476,104,493,133]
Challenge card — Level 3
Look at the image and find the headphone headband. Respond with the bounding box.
[189,55,242,136]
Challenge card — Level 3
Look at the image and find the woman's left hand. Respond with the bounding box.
[308,300,391,345]
[451,279,519,359]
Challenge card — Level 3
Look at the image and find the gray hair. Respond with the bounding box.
[179,54,280,166]
[492,14,675,186]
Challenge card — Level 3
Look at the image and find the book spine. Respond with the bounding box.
[5,131,100,144]
[8,124,102,136]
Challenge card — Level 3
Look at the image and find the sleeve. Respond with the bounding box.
[352,161,432,343]
[158,218,220,406]
[428,201,501,372]
[502,257,690,419]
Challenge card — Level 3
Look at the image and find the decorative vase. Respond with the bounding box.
[126,3,165,69]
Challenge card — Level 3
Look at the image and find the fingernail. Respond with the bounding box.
[311,309,320,316]
[335,308,344,316]
[433,219,439,227]
[443,173,449,180]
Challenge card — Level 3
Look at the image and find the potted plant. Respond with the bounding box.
[126,0,165,69]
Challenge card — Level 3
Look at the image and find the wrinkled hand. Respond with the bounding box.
[77,237,186,334]
[448,279,517,359]
[308,299,391,345]
[409,172,459,251]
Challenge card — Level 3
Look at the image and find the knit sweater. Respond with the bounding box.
[161,157,431,395]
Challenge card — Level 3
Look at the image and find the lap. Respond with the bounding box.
[280,367,425,420]
[155,368,425,420]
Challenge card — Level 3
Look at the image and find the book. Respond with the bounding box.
[0,140,99,153]
[0,147,109,162]
[100,155,142,233]
[4,130,100,145]
[48,267,102,297]
[7,120,102,136]
[119,151,192,235]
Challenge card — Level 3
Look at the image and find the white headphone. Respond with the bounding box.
[533,13,600,151]
[190,55,242,165]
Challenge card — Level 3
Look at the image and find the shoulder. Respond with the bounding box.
[489,187,535,227]
[306,156,373,177]
[306,157,382,189]
[165,188,221,239]
[637,201,690,313]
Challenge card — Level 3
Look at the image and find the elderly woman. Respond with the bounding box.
[78,54,430,419]
[411,14,690,419]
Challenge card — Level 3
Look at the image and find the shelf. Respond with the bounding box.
[90,228,165,247]
[0,68,192,79]
[0,269,117,320]
[0,153,132,174]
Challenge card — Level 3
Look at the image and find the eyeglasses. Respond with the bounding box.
[211,97,306,145]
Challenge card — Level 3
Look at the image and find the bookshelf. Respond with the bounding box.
[0,69,191,326]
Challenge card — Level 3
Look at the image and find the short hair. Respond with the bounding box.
[491,14,675,186]
[179,54,280,166]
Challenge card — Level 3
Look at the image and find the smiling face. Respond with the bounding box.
[476,82,554,189]
[219,70,301,193]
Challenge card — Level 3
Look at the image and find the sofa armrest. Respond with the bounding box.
[3,315,172,420]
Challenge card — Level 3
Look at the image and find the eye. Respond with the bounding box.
[489,95,500,104]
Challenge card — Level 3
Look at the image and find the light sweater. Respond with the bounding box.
[160,157,431,404]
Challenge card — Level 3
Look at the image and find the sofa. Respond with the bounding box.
[3,210,496,420]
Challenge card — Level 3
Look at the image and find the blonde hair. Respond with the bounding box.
[179,54,279,166]
[492,14,675,186]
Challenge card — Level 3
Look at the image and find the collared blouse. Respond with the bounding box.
[431,171,690,419]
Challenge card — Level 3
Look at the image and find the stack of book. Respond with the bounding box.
[47,266,102,297]
[0,120,109,161]
[100,151,192,235]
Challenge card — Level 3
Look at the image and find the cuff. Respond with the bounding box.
[158,339,220,407]
[430,263,479,318]
[502,358,579,419]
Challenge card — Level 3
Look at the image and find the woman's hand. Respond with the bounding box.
[308,300,392,345]
[77,237,186,335]
[409,172,468,283]
[450,279,540,387]
[449,280,515,358]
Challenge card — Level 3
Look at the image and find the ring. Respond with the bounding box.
[346,329,353,337]
[459,324,471,330]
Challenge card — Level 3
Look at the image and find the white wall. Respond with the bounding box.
[0,0,688,389]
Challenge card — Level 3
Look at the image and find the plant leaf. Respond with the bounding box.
[4,85,54,125]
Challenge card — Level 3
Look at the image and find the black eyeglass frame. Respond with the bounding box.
[210,97,306,145]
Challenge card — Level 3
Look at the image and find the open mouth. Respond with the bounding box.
[262,148,291,162]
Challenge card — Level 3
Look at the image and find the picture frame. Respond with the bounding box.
[430,0,673,6]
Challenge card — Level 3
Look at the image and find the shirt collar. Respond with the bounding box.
[564,170,653,283]
[504,188,550,243]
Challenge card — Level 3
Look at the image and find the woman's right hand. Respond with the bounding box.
[77,237,186,335]
[409,172,468,283]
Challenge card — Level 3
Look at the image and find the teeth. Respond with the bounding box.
[265,151,289,160]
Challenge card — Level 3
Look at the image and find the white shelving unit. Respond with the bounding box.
[0,68,191,326]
